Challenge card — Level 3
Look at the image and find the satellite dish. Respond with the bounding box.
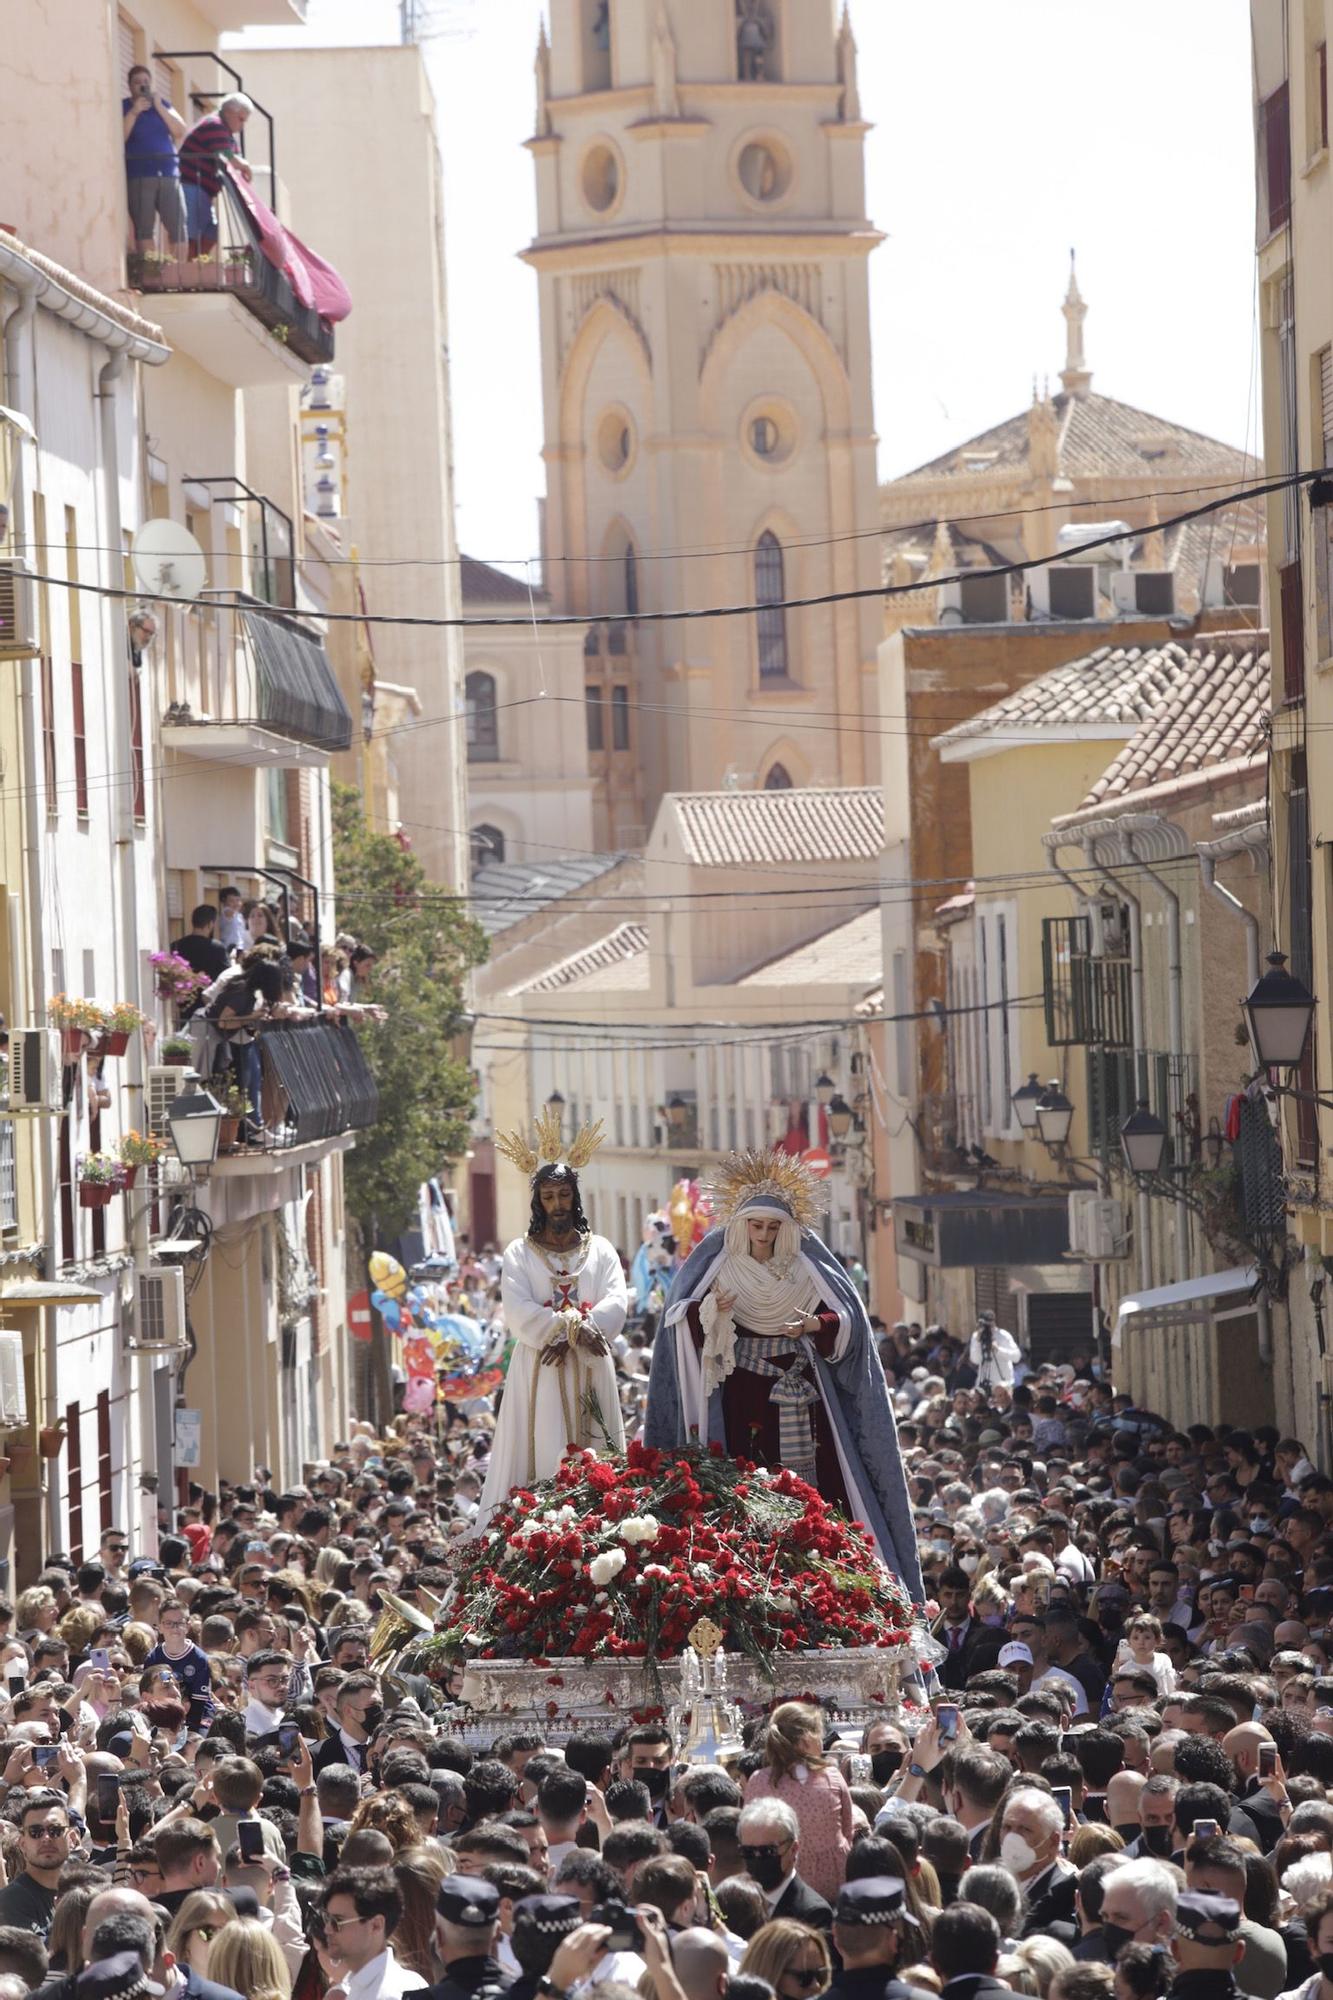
[131,518,207,603]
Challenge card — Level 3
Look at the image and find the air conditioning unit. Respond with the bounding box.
[146,1064,189,1138]
[1202,557,1263,610]
[1028,564,1098,621]
[0,1332,27,1427]
[1111,570,1176,617]
[132,1267,187,1351]
[0,560,39,661]
[1067,1189,1127,1262]
[937,572,1010,625]
[6,1028,52,1115]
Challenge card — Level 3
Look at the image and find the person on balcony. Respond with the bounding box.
[178,92,253,258]
[122,64,188,258]
[197,944,284,1147]
[170,904,229,996]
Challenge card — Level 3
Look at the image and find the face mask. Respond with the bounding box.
[361,1704,384,1735]
[959,1555,979,1574]
[871,1750,902,1785]
[930,1540,952,1557]
[999,1831,1038,1875]
[742,1845,788,1892]
[1140,1825,1173,1857]
[1316,1957,1333,1982]
[1100,1923,1136,1961]
[639,1765,670,1804]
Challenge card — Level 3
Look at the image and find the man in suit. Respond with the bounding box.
[1098,1857,1179,1961]
[933,1570,1002,1690]
[737,1799,832,1931]
[1000,1790,1077,1941]
[825,1877,935,2000]
[930,1900,1011,2000]
[896,1717,1010,1863]
[313,1672,383,1779]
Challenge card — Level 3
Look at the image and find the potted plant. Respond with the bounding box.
[160,1036,193,1067]
[117,1130,167,1188]
[78,1152,120,1208]
[100,1001,148,1058]
[214,1080,250,1152]
[49,994,107,1061]
[38,1424,65,1459]
[150,951,210,1006]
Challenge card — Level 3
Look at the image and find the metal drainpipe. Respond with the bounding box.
[3,279,63,1557]
[1197,849,1270,1362]
[1121,829,1191,1284]
[1083,840,1152,1294]
[96,349,158,1543]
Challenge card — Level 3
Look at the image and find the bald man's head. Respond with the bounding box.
[1222,1721,1272,1781]
[80,1888,158,1969]
[672,1927,730,2000]
[1107,1770,1147,1827]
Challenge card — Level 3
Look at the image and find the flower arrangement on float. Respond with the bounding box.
[417,1442,918,1686]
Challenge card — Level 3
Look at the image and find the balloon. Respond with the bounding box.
[378,1299,402,1333]
[670,1178,696,1254]
[403,1335,435,1378]
[368,1251,407,1299]
[403,1375,435,1413]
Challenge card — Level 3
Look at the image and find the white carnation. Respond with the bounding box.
[619,1514,660,1546]
[589,1549,628,1586]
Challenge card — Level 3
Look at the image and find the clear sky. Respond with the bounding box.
[233,0,1260,572]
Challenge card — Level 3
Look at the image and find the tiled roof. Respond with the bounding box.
[1065,632,1271,816]
[672,788,884,867]
[736,908,882,987]
[470,853,627,937]
[933,642,1197,752]
[460,554,546,606]
[516,923,648,994]
[892,390,1251,486]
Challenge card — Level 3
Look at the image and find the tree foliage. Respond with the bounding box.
[331,783,486,1242]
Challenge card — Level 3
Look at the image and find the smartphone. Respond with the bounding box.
[1259,1743,1278,1777]
[1192,1817,1219,1839]
[1240,1584,1256,1604]
[847,1754,873,1784]
[1052,1785,1073,1829]
[32,1745,58,1769]
[96,1772,120,1821]
[278,1722,302,1759]
[238,1819,265,1862]
[6,1672,24,1696]
[91,1648,111,1674]
[937,1704,959,1742]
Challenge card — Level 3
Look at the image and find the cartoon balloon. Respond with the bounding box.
[403,1375,435,1413]
[368,1251,407,1299]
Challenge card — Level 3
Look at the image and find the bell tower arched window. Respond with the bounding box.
[584,0,612,89]
[763,762,793,790]
[470,823,505,874]
[465,671,499,762]
[755,530,789,681]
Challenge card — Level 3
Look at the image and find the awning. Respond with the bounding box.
[0,1278,107,1305]
[893,1189,1069,1269]
[1114,1265,1257,1343]
[242,607,353,753]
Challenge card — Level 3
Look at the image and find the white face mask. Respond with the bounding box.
[959,1555,979,1574]
[999,1830,1039,1876]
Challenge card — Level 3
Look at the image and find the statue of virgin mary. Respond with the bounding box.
[644,1148,924,1604]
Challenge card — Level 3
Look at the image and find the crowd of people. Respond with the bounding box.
[165,895,383,1147]
[0,1325,1329,2000]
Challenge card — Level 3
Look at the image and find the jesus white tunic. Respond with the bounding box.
[476,1233,628,1525]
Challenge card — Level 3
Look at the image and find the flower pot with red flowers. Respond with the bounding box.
[49,995,107,1062]
[99,1002,148,1057]
[78,1152,120,1207]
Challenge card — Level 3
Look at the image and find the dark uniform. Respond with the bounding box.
[420,1877,514,2000]
[1166,1892,1245,2000]
[824,1877,935,2000]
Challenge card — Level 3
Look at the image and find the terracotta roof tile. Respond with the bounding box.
[672,787,884,867]
[516,923,648,994]
[932,642,1196,751]
[736,908,882,986]
[460,554,547,605]
[893,390,1252,486]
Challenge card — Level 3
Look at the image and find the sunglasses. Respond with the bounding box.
[191,1926,223,1945]
[786,1972,825,1991]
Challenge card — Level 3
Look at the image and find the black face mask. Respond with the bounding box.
[871,1750,903,1785]
[1100,1923,1136,1961]
[1316,1956,1333,1983]
[361,1704,384,1735]
[742,1845,788,1892]
[1140,1825,1174,1857]
[637,1765,670,1804]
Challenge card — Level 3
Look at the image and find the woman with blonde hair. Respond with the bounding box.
[394,1846,451,1983]
[740,1918,832,2000]
[58,1605,100,1658]
[1068,1824,1124,1868]
[208,1917,291,2000]
[743,1701,854,1902]
[166,1891,236,1981]
[347,1790,421,1855]
[15,1586,58,1635]
[1012,1936,1074,1999]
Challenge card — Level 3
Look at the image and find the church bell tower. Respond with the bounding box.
[527,1,883,842]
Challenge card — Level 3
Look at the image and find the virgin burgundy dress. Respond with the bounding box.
[686,1302,852,1510]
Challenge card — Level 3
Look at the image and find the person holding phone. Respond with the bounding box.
[121,62,188,256]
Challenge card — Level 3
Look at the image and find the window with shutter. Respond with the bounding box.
[1260,81,1292,234]
[1318,348,1333,662]
[117,11,140,93]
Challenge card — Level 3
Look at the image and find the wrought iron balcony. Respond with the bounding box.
[162,592,353,764]
[1042,915,1133,1049]
[212,1019,378,1170]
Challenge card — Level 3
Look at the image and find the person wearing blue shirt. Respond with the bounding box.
[143,1598,214,1732]
[122,62,188,256]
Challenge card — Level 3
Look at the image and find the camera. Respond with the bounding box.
[592,1903,643,1954]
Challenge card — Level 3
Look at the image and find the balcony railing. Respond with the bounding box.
[165,592,352,755]
[1086,1048,1197,1163]
[241,1019,378,1154]
[1042,915,1133,1048]
[128,177,334,366]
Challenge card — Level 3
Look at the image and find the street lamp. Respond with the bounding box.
[1035,1080,1074,1150]
[827,1094,854,1141]
[1120,1101,1168,1179]
[1011,1074,1045,1132]
[1242,951,1316,1071]
[166,1074,225,1171]
[815,1073,836,1106]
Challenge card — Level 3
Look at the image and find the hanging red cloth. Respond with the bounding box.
[226,166,352,322]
